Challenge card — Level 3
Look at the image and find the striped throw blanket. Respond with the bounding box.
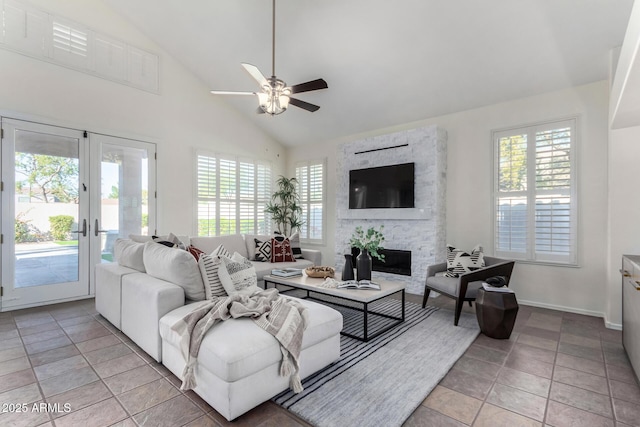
[170,288,309,393]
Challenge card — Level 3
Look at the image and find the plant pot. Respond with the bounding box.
[356,249,372,281]
[341,254,355,281]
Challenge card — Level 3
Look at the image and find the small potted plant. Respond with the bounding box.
[349,225,385,281]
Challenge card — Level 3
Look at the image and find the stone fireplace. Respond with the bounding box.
[334,125,447,294]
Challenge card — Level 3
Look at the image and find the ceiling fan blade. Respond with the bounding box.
[210,90,257,96]
[289,78,328,94]
[289,97,320,112]
[242,63,269,88]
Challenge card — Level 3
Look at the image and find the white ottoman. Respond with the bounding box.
[159,298,343,421]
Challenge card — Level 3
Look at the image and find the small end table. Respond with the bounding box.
[475,288,519,339]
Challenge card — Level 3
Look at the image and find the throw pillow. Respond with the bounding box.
[289,231,303,259]
[143,241,206,300]
[152,236,177,248]
[218,252,260,296]
[198,254,227,299]
[211,244,231,258]
[271,237,296,263]
[254,238,271,262]
[113,239,146,272]
[187,245,205,261]
[444,244,485,278]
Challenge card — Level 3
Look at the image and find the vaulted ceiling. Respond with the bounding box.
[104,0,634,146]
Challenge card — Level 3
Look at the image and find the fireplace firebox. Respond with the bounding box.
[351,248,412,276]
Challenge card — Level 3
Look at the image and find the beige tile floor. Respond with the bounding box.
[0,295,638,427]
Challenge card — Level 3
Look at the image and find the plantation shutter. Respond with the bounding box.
[296,159,326,243]
[494,118,577,265]
[196,152,272,237]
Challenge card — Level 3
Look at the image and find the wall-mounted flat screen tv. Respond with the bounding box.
[349,163,415,209]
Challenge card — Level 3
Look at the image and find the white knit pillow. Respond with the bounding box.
[218,252,259,296]
[198,254,227,299]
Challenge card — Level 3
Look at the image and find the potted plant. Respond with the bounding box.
[264,176,303,237]
[349,225,385,281]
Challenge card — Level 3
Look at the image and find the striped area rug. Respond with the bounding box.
[273,299,479,427]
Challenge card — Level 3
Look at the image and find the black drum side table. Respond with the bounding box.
[475,288,519,339]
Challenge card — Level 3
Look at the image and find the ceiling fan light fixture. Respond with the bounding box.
[258,78,290,115]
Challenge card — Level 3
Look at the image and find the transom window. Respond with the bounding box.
[295,159,326,243]
[493,118,577,265]
[197,152,272,236]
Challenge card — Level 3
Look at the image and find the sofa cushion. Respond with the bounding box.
[113,239,146,272]
[198,254,227,299]
[159,297,343,382]
[218,253,260,296]
[143,241,205,301]
[190,235,248,258]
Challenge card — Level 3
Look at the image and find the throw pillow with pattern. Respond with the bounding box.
[444,244,485,277]
[254,238,271,262]
[218,252,260,296]
[211,244,231,259]
[187,245,205,261]
[271,237,296,263]
[198,254,227,299]
[289,232,303,259]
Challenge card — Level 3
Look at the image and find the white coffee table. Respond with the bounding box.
[263,274,405,342]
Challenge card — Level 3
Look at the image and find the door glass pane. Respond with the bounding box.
[14,130,80,287]
[100,144,149,262]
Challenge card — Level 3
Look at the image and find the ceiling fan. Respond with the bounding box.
[210,0,328,116]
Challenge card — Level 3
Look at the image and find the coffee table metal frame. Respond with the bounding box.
[263,275,405,342]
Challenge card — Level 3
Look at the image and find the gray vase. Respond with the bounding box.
[356,249,372,281]
[341,254,355,281]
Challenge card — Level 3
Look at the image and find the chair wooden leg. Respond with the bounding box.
[454,298,464,326]
[422,288,431,308]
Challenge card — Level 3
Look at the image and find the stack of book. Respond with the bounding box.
[271,268,303,277]
[482,283,514,293]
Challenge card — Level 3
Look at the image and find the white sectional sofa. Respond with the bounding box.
[95,233,342,421]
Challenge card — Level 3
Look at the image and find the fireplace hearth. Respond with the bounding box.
[351,248,412,276]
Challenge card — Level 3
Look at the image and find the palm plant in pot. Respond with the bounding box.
[264,176,303,237]
[350,225,385,281]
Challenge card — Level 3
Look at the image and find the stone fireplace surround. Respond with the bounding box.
[334,125,447,294]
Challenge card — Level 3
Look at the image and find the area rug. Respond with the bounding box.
[273,300,480,427]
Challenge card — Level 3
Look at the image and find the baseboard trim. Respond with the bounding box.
[0,294,95,312]
[518,298,621,330]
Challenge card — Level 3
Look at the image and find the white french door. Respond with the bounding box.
[0,118,156,311]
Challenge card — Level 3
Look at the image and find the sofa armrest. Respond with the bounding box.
[427,262,447,278]
[301,249,322,266]
[121,273,185,362]
[459,261,516,287]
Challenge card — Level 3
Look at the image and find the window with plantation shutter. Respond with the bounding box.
[493,118,577,265]
[295,159,326,243]
[196,151,272,237]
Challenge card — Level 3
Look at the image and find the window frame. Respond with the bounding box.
[295,158,326,245]
[195,150,272,237]
[492,117,579,266]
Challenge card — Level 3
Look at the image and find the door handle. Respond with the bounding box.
[94,219,108,237]
[71,219,87,237]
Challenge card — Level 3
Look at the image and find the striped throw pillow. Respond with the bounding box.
[198,254,227,299]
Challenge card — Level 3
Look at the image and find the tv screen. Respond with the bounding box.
[349,163,415,209]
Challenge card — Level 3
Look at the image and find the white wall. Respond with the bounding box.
[288,81,610,320]
[0,0,286,236]
[607,125,640,326]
